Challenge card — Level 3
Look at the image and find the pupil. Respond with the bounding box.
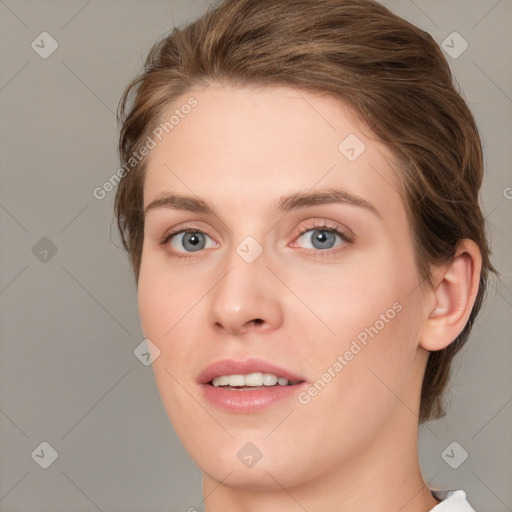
[313,230,335,249]
[184,232,204,251]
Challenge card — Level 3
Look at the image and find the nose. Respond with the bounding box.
[207,250,284,336]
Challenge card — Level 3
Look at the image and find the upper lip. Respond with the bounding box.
[197,357,306,385]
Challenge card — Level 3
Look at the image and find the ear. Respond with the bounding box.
[419,239,482,351]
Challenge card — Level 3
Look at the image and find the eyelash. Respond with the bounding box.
[159,221,353,259]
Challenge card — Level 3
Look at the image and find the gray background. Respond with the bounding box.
[0,0,510,511]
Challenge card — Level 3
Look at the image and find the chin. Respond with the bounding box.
[195,436,322,491]
[202,460,309,491]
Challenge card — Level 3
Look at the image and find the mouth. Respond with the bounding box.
[198,358,307,412]
[208,371,304,390]
[198,357,306,386]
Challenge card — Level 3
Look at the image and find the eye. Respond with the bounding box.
[160,221,352,259]
[292,221,351,253]
[160,228,218,258]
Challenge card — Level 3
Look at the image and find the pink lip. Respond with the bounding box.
[197,357,307,413]
[197,357,306,384]
[200,381,308,413]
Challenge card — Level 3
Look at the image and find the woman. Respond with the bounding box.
[114,0,496,510]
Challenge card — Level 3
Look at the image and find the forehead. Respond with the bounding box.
[142,83,404,221]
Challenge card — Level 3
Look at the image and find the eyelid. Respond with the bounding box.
[159,223,218,259]
[289,220,353,256]
[159,222,215,245]
[293,219,353,242]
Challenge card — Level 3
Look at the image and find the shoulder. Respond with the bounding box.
[429,489,476,511]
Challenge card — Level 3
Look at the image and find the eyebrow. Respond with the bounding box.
[143,187,381,219]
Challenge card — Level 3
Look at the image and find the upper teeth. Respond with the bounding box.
[211,373,295,387]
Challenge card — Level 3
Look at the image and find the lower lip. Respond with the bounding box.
[200,382,308,413]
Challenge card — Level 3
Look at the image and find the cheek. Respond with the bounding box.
[293,304,420,456]
[348,315,420,421]
[284,245,416,345]
[137,252,200,343]
[137,255,207,440]
[292,249,421,406]
[137,252,212,392]
[137,274,168,345]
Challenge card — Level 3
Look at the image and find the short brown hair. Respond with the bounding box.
[115,0,496,423]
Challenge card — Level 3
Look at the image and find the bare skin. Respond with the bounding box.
[138,83,481,511]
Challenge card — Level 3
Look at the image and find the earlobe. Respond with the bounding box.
[419,240,482,352]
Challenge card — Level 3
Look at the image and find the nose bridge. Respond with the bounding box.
[207,237,282,333]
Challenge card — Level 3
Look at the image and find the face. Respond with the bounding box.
[138,83,430,489]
